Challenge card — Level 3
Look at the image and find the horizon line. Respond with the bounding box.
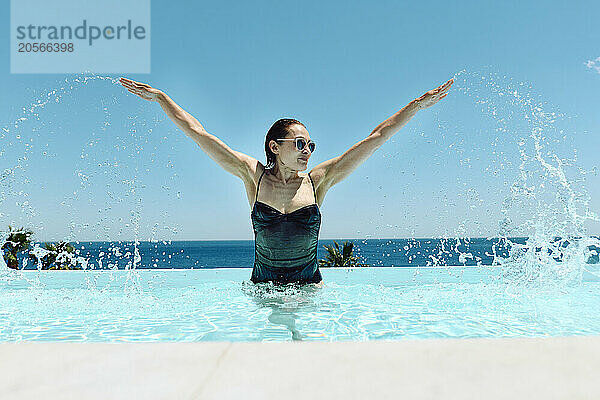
[22,235,600,244]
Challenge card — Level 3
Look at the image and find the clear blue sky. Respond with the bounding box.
[1,0,599,241]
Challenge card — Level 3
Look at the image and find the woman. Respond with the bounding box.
[119,77,453,285]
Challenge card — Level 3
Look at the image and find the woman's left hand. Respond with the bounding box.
[413,78,454,110]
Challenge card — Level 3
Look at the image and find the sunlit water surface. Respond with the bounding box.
[2,70,600,342]
[1,267,599,342]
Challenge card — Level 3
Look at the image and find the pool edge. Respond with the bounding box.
[1,335,599,399]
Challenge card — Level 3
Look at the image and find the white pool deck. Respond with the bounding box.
[1,336,599,399]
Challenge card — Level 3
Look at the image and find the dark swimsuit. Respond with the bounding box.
[250,168,323,284]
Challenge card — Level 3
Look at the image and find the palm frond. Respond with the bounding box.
[318,240,363,267]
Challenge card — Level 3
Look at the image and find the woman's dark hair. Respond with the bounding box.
[264,118,306,169]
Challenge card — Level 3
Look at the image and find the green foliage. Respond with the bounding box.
[28,241,81,270]
[318,240,367,267]
[1,225,34,269]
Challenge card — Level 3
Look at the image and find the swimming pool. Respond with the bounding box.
[1,266,599,342]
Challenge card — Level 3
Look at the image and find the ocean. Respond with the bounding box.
[15,237,600,270]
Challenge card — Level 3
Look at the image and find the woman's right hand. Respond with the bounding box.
[119,77,164,102]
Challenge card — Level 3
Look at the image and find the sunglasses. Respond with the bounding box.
[276,137,316,153]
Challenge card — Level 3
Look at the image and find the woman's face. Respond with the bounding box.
[270,124,313,171]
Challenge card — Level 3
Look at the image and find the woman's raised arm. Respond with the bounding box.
[119,78,258,182]
[310,78,454,196]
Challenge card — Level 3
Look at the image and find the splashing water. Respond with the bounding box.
[0,72,184,291]
[401,68,599,288]
[1,69,599,296]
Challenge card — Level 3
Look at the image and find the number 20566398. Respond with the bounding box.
[18,42,74,52]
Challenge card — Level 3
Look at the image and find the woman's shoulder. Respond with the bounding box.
[306,167,326,188]
[252,162,268,184]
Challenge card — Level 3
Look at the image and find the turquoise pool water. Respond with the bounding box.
[1,266,599,342]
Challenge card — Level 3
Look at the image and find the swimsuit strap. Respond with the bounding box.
[255,168,266,202]
[308,172,317,203]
